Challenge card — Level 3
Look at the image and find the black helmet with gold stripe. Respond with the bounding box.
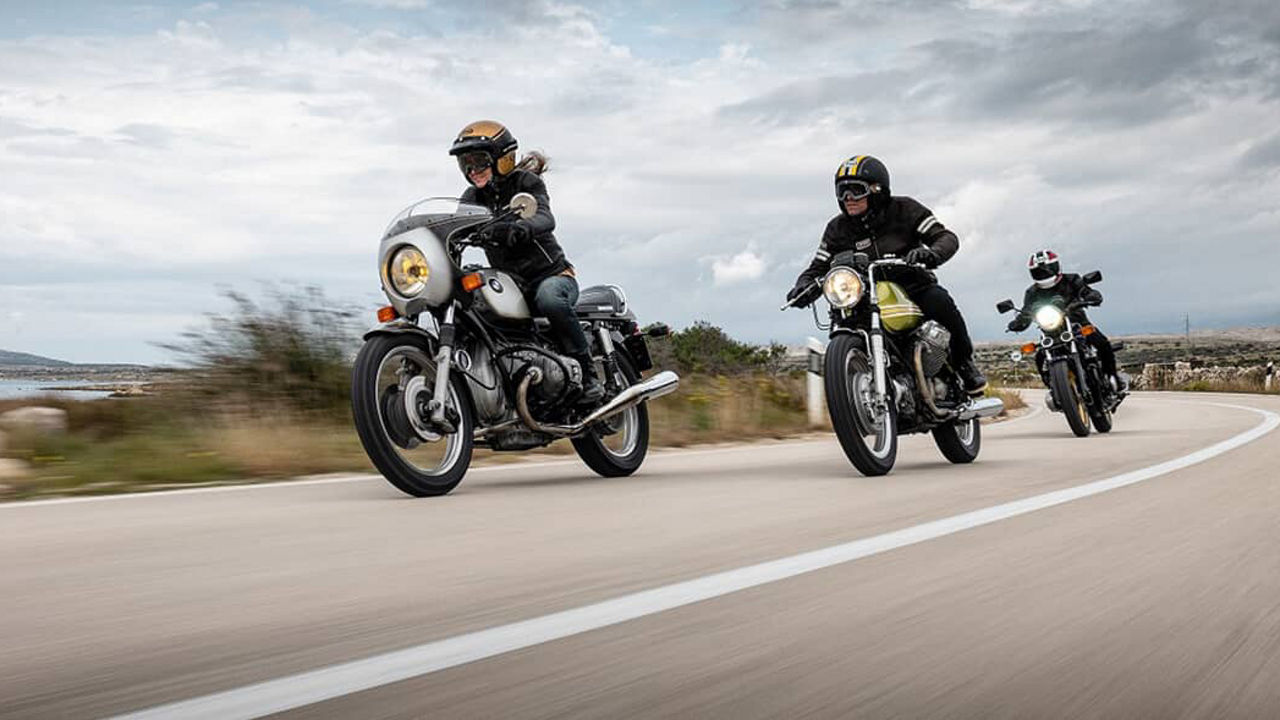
[449,120,519,183]
[833,155,890,214]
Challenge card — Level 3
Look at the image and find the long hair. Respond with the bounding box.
[515,150,550,176]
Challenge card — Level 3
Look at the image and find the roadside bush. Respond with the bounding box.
[650,321,788,376]
[161,285,360,416]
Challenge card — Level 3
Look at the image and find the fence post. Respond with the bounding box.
[1267,362,1274,392]
[807,336,826,427]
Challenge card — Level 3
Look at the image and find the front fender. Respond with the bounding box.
[362,319,439,346]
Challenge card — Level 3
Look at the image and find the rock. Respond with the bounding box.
[0,458,31,482]
[0,406,68,434]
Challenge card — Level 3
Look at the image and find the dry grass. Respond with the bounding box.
[1,373,815,499]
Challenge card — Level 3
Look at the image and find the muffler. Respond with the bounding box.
[956,396,1004,421]
[517,369,680,437]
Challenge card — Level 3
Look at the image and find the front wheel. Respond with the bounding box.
[933,417,981,463]
[572,352,650,477]
[1049,361,1091,438]
[825,334,898,476]
[351,334,475,497]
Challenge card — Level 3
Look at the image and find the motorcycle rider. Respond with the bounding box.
[1006,249,1127,392]
[786,155,987,394]
[449,120,604,403]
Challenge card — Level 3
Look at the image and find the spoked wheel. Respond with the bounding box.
[351,334,474,497]
[572,353,650,477]
[824,334,898,476]
[1049,361,1091,438]
[933,415,981,463]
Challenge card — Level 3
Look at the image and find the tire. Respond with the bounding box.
[933,417,981,463]
[1087,367,1114,433]
[824,334,898,476]
[572,352,651,477]
[1049,360,1091,438]
[351,334,474,497]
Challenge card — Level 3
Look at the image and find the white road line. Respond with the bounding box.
[110,402,1279,720]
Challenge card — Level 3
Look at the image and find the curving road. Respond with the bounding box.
[2,391,1279,719]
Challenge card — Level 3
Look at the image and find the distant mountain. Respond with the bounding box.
[0,349,72,367]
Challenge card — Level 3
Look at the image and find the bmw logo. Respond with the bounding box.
[488,278,503,293]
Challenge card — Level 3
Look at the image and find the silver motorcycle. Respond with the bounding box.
[351,193,679,496]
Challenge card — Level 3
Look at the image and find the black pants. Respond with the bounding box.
[1088,330,1118,376]
[902,282,975,364]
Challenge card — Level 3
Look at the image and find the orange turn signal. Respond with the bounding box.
[376,305,398,323]
[461,273,484,292]
[1020,342,1037,354]
[1080,324,1096,336]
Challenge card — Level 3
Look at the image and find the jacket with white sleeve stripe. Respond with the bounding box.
[794,196,960,291]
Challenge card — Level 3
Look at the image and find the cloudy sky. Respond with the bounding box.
[1,0,1278,363]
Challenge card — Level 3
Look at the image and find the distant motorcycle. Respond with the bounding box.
[997,270,1125,437]
[351,193,679,496]
[783,252,1004,476]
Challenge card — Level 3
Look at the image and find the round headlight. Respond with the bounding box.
[822,268,865,309]
[389,245,431,296]
[1034,305,1065,331]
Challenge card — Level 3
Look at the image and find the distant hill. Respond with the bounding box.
[0,349,72,367]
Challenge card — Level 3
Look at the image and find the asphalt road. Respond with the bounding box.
[3,391,1279,719]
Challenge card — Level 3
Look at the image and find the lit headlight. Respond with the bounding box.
[822,268,865,308]
[1035,305,1065,331]
[389,245,431,296]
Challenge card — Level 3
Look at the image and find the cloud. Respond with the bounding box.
[1,0,1278,362]
[709,249,767,286]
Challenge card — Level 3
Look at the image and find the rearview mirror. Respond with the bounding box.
[508,192,538,220]
[1083,270,1102,284]
[996,299,1015,314]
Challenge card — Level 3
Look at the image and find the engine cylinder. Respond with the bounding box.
[914,320,951,377]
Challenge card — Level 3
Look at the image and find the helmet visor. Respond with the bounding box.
[1029,263,1059,281]
[837,180,875,201]
[456,151,493,175]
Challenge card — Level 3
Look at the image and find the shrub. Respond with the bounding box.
[160,285,360,416]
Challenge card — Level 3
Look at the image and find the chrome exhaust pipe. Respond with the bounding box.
[956,396,1004,421]
[517,369,680,437]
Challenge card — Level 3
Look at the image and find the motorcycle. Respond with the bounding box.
[351,193,679,496]
[783,252,1004,476]
[996,270,1125,438]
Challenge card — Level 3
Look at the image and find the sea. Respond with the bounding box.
[0,378,143,401]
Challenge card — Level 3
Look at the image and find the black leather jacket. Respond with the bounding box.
[1008,273,1103,331]
[460,170,570,287]
[795,196,960,291]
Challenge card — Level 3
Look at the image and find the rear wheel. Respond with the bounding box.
[572,352,650,477]
[933,416,981,463]
[825,334,898,476]
[1049,361,1091,437]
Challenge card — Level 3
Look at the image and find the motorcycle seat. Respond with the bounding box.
[574,284,630,319]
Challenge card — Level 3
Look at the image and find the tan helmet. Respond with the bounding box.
[449,120,519,180]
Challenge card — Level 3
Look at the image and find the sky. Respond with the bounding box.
[1,0,1278,363]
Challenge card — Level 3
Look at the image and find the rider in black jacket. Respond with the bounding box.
[1007,250,1126,391]
[450,120,603,402]
[787,155,987,394]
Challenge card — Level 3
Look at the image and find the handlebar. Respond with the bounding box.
[781,257,927,311]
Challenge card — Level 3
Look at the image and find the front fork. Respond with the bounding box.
[428,303,457,428]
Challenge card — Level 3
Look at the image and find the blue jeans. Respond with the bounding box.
[532,274,590,357]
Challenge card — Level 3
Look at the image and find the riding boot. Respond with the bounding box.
[574,353,605,404]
